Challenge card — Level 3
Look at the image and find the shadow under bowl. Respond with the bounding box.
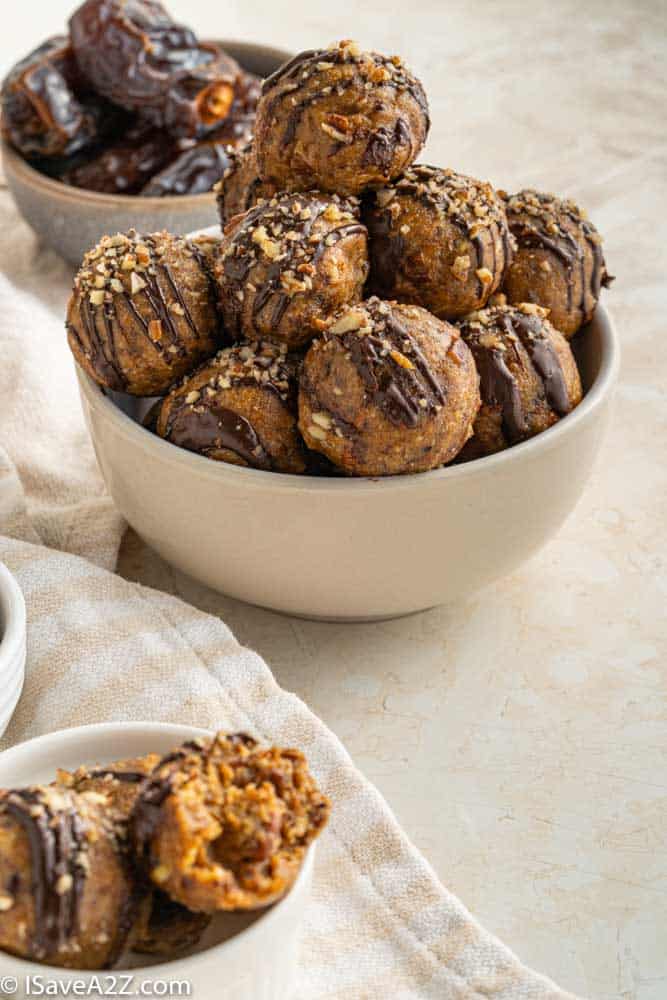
[76,304,620,622]
[1,41,292,265]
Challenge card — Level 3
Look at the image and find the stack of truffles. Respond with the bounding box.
[0,732,329,969]
[66,38,613,477]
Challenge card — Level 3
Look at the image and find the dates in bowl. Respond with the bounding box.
[0,0,290,262]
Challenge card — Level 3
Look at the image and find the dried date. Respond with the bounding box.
[141,71,261,196]
[63,122,177,194]
[69,0,239,138]
[1,36,107,157]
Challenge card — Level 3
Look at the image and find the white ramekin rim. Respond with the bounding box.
[76,302,620,495]
[0,721,316,978]
[0,562,26,680]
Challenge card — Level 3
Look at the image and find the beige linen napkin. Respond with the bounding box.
[0,185,576,998]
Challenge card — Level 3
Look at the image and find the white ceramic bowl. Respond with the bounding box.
[76,305,620,621]
[0,562,26,737]
[0,722,314,1000]
[1,41,291,265]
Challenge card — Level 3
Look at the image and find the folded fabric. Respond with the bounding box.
[0,179,575,997]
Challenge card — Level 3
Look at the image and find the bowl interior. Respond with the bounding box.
[0,722,304,970]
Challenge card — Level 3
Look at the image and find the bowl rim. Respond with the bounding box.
[0,721,315,978]
[76,301,620,494]
[0,561,26,678]
[0,38,293,209]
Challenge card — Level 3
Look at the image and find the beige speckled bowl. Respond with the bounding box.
[1,41,291,264]
[76,305,619,622]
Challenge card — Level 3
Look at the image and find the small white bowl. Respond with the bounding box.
[0,722,314,999]
[76,305,619,620]
[0,562,26,737]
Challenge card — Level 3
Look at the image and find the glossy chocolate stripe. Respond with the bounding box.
[4,790,87,958]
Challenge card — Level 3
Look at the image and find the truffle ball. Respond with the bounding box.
[365,165,513,320]
[57,753,162,822]
[214,143,277,226]
[501,189,613,338]
[458,302,583,459]
[66,230,221,396]
[214,191,369,349]
[156,341,306,473]
[299,297,480,476]
[254,40,429,196]
[130,732,330,912]
[0,786,137,969]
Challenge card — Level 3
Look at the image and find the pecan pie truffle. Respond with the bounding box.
[214,191,369,349]
[57,754,212,957]
[365,165,513,320]
[156,341,306,473]
[132,892,211,957]
[130,732,330,912]
[215,143,277,226]
[501,189,613,337]
[0,786,136,969]
[458,302,583,459]
[299,298,480,476]
[58,754,162,821]
[254,40,429,196]
[66,230,220,396]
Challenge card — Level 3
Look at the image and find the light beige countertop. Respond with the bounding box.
[3,1,666,997]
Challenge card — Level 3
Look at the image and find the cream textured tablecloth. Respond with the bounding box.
[0,179,579,999]
[1,0,666,993]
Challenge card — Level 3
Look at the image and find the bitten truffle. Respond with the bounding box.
[299,297,481,476]
[501,189,613,338]
[66,230,220,396]
[130,732,330,912]
[156,341,306,473]
[214,191,369,349]
[458,302,583,458]
[0,786,137,969]
[254,40,429,196]
[365,165,514,320]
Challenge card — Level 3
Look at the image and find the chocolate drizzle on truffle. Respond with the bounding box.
[460,303,574,444]
[503,189,613,323]
[67,229,219,394]
[160,341,299,471]
[369,165,514,301]
[324,298,447,428]
[167,403,272,469]
[218,191,366,340]
[255,40,429,193]
[2,789,88,959]
[87,769,150,785]
[261,41,429,125]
